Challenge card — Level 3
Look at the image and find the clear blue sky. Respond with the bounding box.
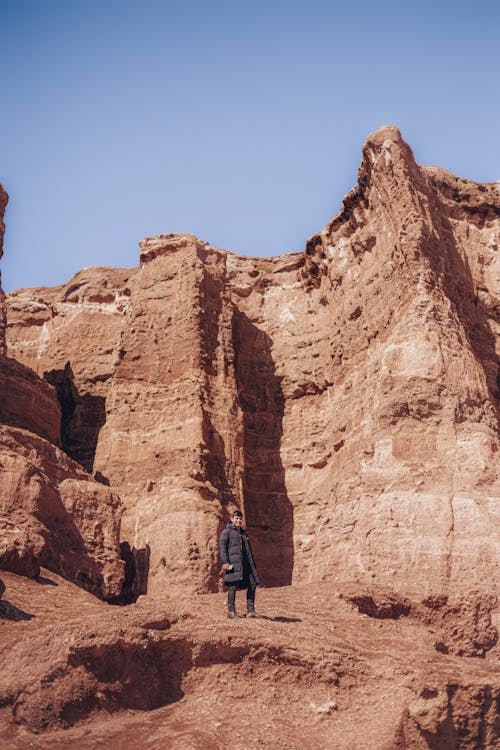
[1,0,499,291]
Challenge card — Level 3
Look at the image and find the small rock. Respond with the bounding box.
[310,699,337,714]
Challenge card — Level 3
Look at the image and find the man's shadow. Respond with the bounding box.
[259,615,302,623]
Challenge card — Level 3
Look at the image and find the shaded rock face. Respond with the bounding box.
[0,424,124,598]
[0,517,40,578]
[4,127,500,602]
[0,356,61,443]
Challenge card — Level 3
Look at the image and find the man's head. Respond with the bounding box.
[231,509,243,527]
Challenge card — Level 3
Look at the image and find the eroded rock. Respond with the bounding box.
[0,183,7,355]
[0,426,124,598]
[343,587,499,658]
[0,573,498,748]
[416,592,499,658]
[4,128,499,603]
[397,682,499,749]
[0,517,40,578]
[341,589,411,620]
[0,356,61,444]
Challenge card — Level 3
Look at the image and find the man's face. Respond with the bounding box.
[232,514,243,527]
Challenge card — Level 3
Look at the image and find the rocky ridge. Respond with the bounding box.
[5,126,499,600]
[0,126,499,748]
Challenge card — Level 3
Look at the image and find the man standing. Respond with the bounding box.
[219,508,260,619]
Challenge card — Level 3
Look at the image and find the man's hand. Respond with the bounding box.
[221,563,230,571]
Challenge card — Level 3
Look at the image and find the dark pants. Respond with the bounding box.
[227,578,256,613]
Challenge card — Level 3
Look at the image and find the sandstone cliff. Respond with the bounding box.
[1,128,499,750]
[6,126,498,602]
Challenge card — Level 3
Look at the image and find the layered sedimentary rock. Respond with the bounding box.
[0,423,124,597]
[0,356,61,443]
[5,127,499,601]
[0,187,124,598]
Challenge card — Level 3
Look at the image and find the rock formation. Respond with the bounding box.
[1,127,499,748]
[5,126,499,602]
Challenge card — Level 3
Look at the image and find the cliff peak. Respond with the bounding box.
[139,232,208,264]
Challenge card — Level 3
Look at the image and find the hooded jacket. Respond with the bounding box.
[219,522,260,586]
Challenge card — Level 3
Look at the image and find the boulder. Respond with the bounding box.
[0,517,40,578]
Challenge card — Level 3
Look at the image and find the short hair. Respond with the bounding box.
[232,509,243,518]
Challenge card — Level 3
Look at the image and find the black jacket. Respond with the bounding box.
[219,522,260,586]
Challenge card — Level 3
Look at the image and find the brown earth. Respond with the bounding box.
[0,126,499,747]
[0,570,498,750]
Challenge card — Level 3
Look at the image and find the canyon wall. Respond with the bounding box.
[5,127,499,600]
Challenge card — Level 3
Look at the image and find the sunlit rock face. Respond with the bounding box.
[5,127,499,600]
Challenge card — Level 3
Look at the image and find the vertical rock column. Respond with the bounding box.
[93,235,244,595]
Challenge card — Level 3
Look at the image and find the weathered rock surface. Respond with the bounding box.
[0,355,61,443]
[5,127,498,602]
[1,131,500,750]
[342,586,498,658]
[0,571,498,749]
[0,424,125,597]
[0,517,40,578]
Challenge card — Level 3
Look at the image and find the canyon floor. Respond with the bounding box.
[1,571,498,750]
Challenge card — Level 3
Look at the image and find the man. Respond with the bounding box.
[219,508,260,619]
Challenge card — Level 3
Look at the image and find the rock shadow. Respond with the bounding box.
[109,541,151,605]
[232,310,294,586]
[44,362,106,472]
[426,202,499,431]
[201,421,239,507]
[36,575,58,586]
[33,478,118,601]
[0,600,34,620]
[50,637,191,729]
